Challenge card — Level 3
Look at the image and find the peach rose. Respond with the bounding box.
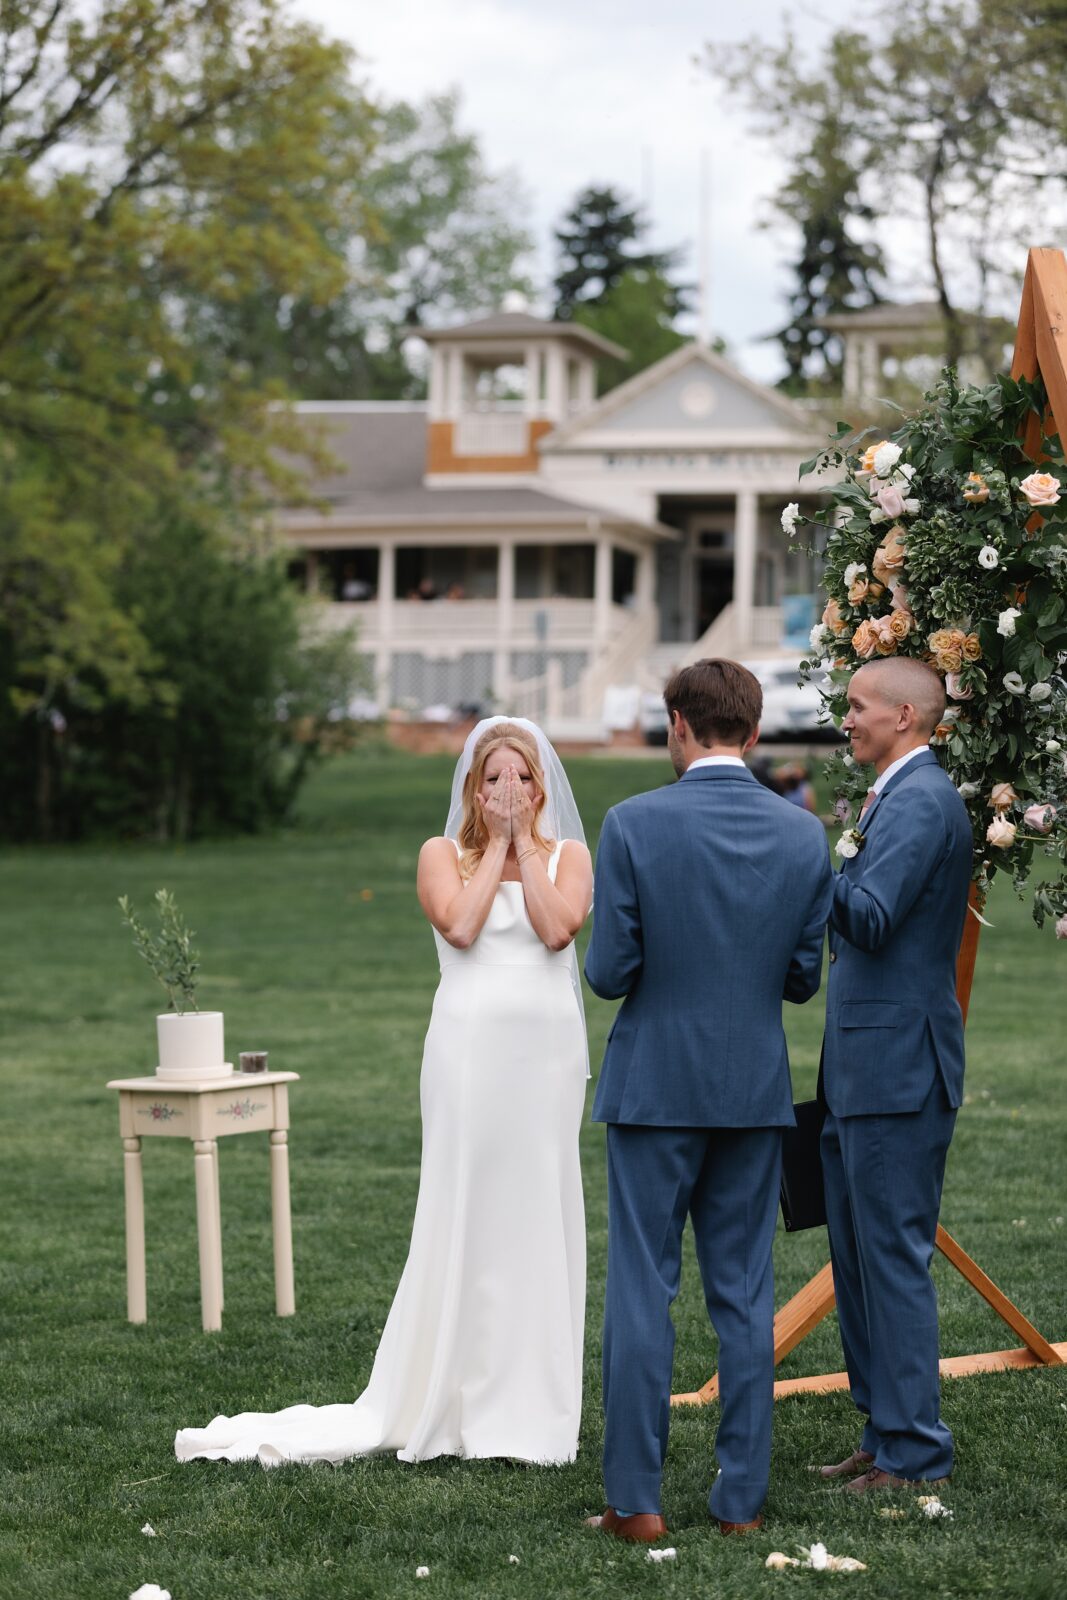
[962,633,982,662]
[963,472,990,503]
[849,576,872,605]
[1023,802,1057,833]
[989,782,1018,811]
[986,817,1017,849]
[851,620,880,660]
[945,671,973,700]
[891,583,913,616]
[887,608,912,641]
[928,627,966,674]
[872,527,907,585]
[1019,471,1061,507]
[871,616,899,656]
[823,597,848,635]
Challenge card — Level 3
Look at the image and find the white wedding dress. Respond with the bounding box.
[175,842,587,1468]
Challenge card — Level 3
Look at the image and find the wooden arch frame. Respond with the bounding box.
[675,247,1067,1408]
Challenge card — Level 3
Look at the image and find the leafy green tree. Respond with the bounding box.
[573,268,687,391]
[0,0,372,835]
[705,0,1067,372]
[769,116,885,394]
[553,186,687,319]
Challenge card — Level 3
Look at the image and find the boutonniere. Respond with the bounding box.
[835,827,867,860]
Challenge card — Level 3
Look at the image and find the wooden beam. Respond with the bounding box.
[934,1226,1064,1366]
[1028,246,1067,445]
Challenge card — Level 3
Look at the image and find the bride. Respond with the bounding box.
[175,717,593,1468]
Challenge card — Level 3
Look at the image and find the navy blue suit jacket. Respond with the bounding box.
[823,749,973,1117]
[585,764,834,1127]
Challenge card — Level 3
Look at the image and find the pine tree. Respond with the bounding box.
[553,186,687,319]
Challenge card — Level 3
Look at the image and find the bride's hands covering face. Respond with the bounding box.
[509,765,538,843]
[479,764,513,842]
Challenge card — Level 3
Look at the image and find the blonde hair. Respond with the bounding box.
[457,722,555,878]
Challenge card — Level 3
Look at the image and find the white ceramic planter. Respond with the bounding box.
[156,1010,232,1080]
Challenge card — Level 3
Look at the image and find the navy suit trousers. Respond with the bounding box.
[602,1124,782,1522]
[821,1080,957,1481]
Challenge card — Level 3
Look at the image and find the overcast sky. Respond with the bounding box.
[296,1,906,384]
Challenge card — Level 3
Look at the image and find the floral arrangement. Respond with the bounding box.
[782,371,1067,935]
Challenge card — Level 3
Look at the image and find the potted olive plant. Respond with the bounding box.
[118,889,231,1079]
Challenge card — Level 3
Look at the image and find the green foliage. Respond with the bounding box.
[573,267,687,390]
[706,0,1067,376]
[118,889,201,1013]
[767,115,885,393]
[553,185,688,321]
[794,370,1067,927]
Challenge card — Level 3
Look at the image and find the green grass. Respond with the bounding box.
[1,746,1065,1600]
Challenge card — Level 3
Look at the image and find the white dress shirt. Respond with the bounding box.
[872,743,929,795]
[685,755,747,773]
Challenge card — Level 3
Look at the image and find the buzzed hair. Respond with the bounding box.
[854,657,945,734]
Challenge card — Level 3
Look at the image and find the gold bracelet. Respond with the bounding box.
[516,847,537,864]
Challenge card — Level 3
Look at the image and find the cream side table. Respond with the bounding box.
[106,1071,299,1333]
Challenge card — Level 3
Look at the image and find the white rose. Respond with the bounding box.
[1030,681,1053,702]
[958,781,979,798]
[900,462,917,480]
[997,607,1021,637]
[872,442,902,477]
[130,1589,171,1600]
[1003,671,1026,695]
[809,622,831,653]
[835,834,860,860]
[781,501,800,535]
[869,507,888,524]
[903,497,922,515]
[843,562,867,587]
[1047,739,1063,753]
[978,545,1000,569]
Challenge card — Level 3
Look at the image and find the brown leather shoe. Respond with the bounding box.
[584,1508,670,1543]
[843,1466,951,1496]
[813,1447,875,1481]
[718,1514,764,1535]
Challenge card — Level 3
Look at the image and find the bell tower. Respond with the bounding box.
[421,312,625,482]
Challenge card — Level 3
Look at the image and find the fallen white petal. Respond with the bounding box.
[140,1524,157,1538]
[808,1542,829,1571]
[508,1554,520,1565]
[918,1495,953,1519]
[646,1546,677,1562]
[878,1508,906,1520]
[415,1567,430,1579]
[828,1555,869,1572]
[766,1551,800,1570]
[129,1587,171,1600]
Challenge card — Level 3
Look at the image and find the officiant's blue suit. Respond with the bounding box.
[585,763,834,1524]
[821,748,972,1482]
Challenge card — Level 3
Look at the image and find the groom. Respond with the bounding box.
[583,658,833,1541]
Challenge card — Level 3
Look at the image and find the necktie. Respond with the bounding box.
[858,786,877,821]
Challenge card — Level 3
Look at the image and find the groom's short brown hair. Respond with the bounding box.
[663,658,762,746]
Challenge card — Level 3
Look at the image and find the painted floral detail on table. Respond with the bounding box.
[139,1102,180,1122]
[786,370,1067,933]
[218,1097,267,1120]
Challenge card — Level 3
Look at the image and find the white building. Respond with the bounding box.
[279,312,832,736]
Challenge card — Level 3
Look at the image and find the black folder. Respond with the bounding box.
[780,1099,827,1232]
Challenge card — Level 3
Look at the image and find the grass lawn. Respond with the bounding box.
[1,745,1065,1600]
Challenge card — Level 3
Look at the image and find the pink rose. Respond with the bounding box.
[1023,802,1057,833]
[877,484,907,517]
[1019,471,1061,507]
[890,583,913,615]
[1056,915,1067,940]
[986,817,1017,849]
[945,672,973,701]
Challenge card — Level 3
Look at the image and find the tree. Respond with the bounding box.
[573,268,687,391]
[705,0,1067,372]
[0,0,372,834]
[553,186,687,320]
[768,116,885,394]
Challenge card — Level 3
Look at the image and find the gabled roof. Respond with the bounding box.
[419,311,626,362]
[815,299,1001,333]
[541,341,824,448]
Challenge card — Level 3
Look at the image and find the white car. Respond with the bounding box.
[745,658,842,742]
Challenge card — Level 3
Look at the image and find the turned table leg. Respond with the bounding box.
[194,1139,223,1332]
[123,1136,147,1324]
[212,1140,224,1313]
[270,1129,295,1317]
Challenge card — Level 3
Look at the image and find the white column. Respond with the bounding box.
[524,348,540,417]
[842,335,860,403]
[376,542,395,706]
[495,541,515,707]
[733,491,758,654]
[545,347,566,423]
[594,534,613,644]
[636,546,656,611]
[428,347,447,419]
